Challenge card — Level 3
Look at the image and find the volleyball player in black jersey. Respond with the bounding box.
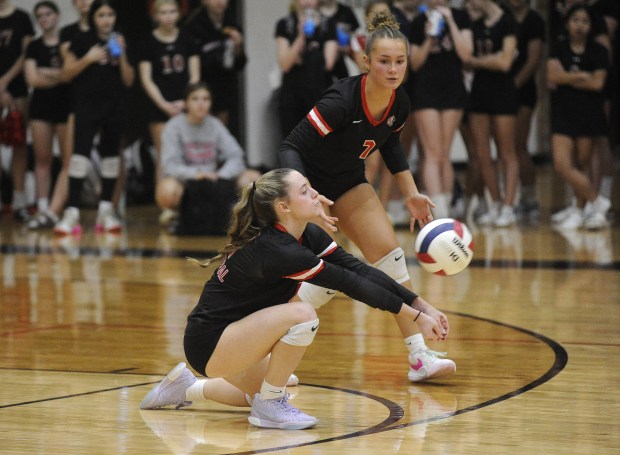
[274,0,338,138]
[139,0,200,180]
[410,0,472,219]
[547,4,610,230]
[0,0,34,220]
[279,11,455,383]
[139,168,444,430]
[467,0,519,228]
[55,0,135,235]
[24,1,70,230]
[506,0,545,219]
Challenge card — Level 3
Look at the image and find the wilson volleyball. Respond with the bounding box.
[414,218,474,276]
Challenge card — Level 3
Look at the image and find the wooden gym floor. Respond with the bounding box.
[0,165,619,454]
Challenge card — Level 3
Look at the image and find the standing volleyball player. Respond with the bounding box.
[279,11,455,383]
[409,0,473,219]
[23,0,71,229]
[466,0,519,228]
[55,0,134,235]
[140,168,445,429]
[547,4,610,230]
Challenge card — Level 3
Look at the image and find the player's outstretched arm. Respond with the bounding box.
[399,303,445,341]
[411,296,449,339]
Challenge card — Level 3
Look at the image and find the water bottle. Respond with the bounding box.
[108,33,122,58]
[303,9,317,37]
[427,10,445,37]
[337,25,350,46]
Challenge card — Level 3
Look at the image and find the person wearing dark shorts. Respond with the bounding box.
[410,0,472,219]
[0,1,34,220]
[547,4,611,230]
[24,0,71,229]
[279,11,456,384]
[55,0,135,235]
[467,0,519,228]
[506,0,545,218]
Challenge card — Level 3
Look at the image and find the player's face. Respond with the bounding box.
[202,0,229,15]
[284,171,322,221]
[35,6,59,32]
[567,9,591,39]
[93,5,116,37]
[366,38,408,90]
[155,3,180,29]
[185,88,212,120]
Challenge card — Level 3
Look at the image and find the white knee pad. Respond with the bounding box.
[100,156,121,178]
[296,282,337,309]
[68,155,91,178]
[280,318,319,346]
[373,247,410,284]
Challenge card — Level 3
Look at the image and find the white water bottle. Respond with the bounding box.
[428,10,445,37]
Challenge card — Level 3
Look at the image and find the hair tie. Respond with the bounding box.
[252,181,256,191]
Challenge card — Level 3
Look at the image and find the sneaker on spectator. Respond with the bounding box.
[556,208,584,230]
[54,207,82,236]
[140,362,196,410]
[248,393,318,430]
[495,205,516,228]
[27,211,59,230]
[551,203,577,224]
[14,206,32,222]
[95,207,122,233]
[476,202,499,226]
[159,208,178,226]
[408,349,456,382]
[584,211,608,230]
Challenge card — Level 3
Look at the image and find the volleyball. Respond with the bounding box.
[414,218,474,276]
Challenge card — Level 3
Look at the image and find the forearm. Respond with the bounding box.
[410,40,433,72]
[119,55,135,87]
[0,56,26,88]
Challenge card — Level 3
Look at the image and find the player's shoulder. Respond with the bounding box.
[325,75,362,102]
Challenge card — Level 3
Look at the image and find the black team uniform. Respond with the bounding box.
[279,74,410,201]
[184,223,418,376]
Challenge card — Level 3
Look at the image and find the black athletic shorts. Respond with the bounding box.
[306,169,368,202]
[517,80,537,109]
[183,318,229,377]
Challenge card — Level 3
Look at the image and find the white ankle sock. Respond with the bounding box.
[404,333,426,354]
[259,379,285,400]
[185,379,207,402]
[12,190,27,209]
[98,200,113,214]
[37,197,49,213]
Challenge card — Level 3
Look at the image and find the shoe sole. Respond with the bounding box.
[139,362,187,410]
[248,416,318,430]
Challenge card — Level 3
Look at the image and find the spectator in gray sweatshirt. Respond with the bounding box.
[156,81,260,224]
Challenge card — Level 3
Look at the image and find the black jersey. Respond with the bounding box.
[0,8,34,75]
[279,74,410,195]
[471,13,518,87]
[410,8,471,110]
[59,22,83,46]
[275,12,337,92]
[183,7,247,95]
[510,9,545,79]
[68,30,129,111]
[326,2,360,79]
[25,37,70,119]
[549,39,608,136]
[187,223,415,328]
[138,30,198,103]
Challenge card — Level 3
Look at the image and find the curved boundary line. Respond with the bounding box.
[229,312,568,454]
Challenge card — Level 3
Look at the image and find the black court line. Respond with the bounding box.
[226,312,568,454]
[0,313,567,453]
[1,243,618,270]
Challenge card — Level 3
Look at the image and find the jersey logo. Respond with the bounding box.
[216,264,229,282]
[352,119,362,124]
[359,140,376,160]
[387,115,396,127]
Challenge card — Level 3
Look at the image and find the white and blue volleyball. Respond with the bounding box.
[414,218,474,276]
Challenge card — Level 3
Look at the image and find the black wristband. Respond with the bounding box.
[414,309,422,322]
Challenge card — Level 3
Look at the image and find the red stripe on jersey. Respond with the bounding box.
[283,260,325,280]
[361,74,396,127]
[317,241,338,257]
[307,107,332,137]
